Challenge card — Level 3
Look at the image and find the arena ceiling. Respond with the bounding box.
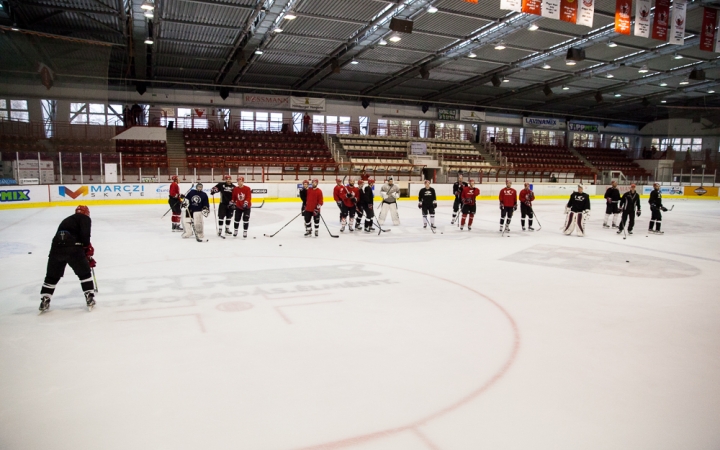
[2,0,720,124]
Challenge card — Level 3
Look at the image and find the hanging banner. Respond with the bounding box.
[576,0,594,27]
[652,0,671,41]
[522,0,543,16]
[614,0,631,35]
[459,110,487,122]
[438,108,459,121]
[559,0,578,23]
[463,0,478,3]
[500,0,522,12]
[289,96,326,111]
[194,108,205,118]
[569,123,599,133]
[700,7,718,52]
[669,0,687,45]
[243,94,290,109]
[542,0,561,19]
[634,0,652,38]
[523,117,566,129]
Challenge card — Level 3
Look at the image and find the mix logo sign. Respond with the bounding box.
[59,186,89,199]
[0,189,30,202]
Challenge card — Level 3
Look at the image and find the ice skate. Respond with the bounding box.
[504,225,510,233]
[612,224,618,229]
[349,225,354,232]
[39,295,51,313]
[430,224,436,229]
[85,292,96,311]
[314,229,319,237]
[603,224,610,228]
[467,226,472,231]
[243,230,247,238]
[617,229,623,234]
[340,223,346,232]
[225,228,232,235]
[423,223,427,229]
[304,229,312,237]
[233,229,238,237]
[628,230,633,235]
[528,226,534,231]
[522,227,526,231]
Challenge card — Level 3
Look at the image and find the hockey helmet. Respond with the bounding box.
[312,178,319,185]
[224,175,233,182]
[302,179,309,185]
[196,183,204,190]
[336,178,342,184]
[630,183,637,188]
[171,175,179,182]
[237,176,245,183]
[357,179,365,185]
[368,178,375,184]
[75,205,90,216]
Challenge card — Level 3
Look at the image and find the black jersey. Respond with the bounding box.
[210,182,235,205]
[50,213,91,256]
[604,187,621,203]
[453,181,468,198]
[620,191,641,212]
[649,189,663,209]
[299,187,308,208]
[566,192,591,212]
[358,185,374,205]
[418,187,437,207]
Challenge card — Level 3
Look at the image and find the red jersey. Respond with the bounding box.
[169,182,180,198]
[305,187,324,212]
[461,186,480,205]
[231,185,252,208]
[342,185,359,208]
[519,188,534,206]
[333,185,345,202]
[499,188,517,207]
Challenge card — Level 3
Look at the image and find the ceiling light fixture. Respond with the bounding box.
[659,82,668,87]
[284,10,297,20]
[255,49,263,55]
[144,37,154,45]
[468,52,477,58]
[661,100,667,103]
[502,77,510,83]
[379,38,387,45]
[350,58,359,65]
[427,6,438,13]
[607,41,617,48]
[494,42,506,50]
[562,85,570,90]
[144,10,153,18]
[565,60,577,66]
[708,90,715,94]
[606,73,614,78]
[273,27,283,33]
[11,24,19,31]
[638,64,649,73]
[679,79,689,85]
[528,24,539,31]
[389,34,402,42]
[673,53,683,60]
[141,0,154,11]
[542,63,551,69]
[565,47,585,65]
[614,93,622,97]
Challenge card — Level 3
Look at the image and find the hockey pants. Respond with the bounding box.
[604,202,620,226]
[41,251,94,300]
[520,203,533,228]
[234,208,250,231]
[649,207,662,231]
[618,210,635,232]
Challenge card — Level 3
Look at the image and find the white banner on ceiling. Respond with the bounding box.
[500,0,522,12]
[523,116,566,129]
[243,94,290,109]
[633,0,652,37]
[669,0,687,45]
[290,96,326,111]
[576,0,595,27]
[459,110,487,122]
[541,0,561,20]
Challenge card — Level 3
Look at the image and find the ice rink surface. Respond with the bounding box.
[1,198,719,450]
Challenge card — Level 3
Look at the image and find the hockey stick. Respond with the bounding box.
[319,214,340,238]
[187,208,208,242]
[92,267,98,293]
[372,218,390,234]
[161,184,195,218]
[252,200,265,209]
[531,209,542,231]
[264,212,302,237]
[422,214,436,234]
[212,195,225,239]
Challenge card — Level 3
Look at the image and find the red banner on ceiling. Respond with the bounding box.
[614,0,631,34]
[699,7,717,52]
[463,0,478,3]
[522,0,543,15]
[560,0,578,23]
[651,0,671,41]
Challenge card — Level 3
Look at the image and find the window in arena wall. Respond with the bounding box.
[326,116,338,134]
[572,132,597,148]
[292,112,303,133]
[312,114,324,133]
[0,99,6,119]
[4,99,29,122]
[241,111,254,130]
[608,135,630,150]
[41,100,57,138]
[359,116,369,135]
[70,103,122,125]
[270,112,283,132]
[339,116,350,134]
[419,120,428,138]
[652,137,702,152]
[377,119,388,136]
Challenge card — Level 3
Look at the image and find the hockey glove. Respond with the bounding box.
[243,201,249,209]
[513,204,518,211]
[228,201,236,210]
[179,194,186,201]
[336,201,343,208]
[636,210,641,217]
[88,257,96,268]
[84,243,94,258]
[210,187,218,195]
[661,206,668,212]
[433,201,437,207]
[418,202,422,209]
[202,207,210,217]
[393,192,400,199]
[499,203,503,210]
[313,208,320,217]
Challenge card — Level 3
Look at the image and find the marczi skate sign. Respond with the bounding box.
[54,184,145,200]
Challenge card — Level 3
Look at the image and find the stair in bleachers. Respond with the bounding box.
[567,147,594,168]
[474,143,499,166]
[166,130,187,172]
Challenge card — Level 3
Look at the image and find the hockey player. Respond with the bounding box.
[418,179,437,229]
[39,205,96,312]
[603,180,621,228]
[182,183,210,240]
[648,182,667,234]
[333,178,345,222]
[451,174,468,224]
[617,183,641,235]
[459,179,480,231]
[379,177,401,226]
[210,175,235,236]
[356,178,376,232]
[303,179,323,237]
[168,175,184,232]
[519,182,535,231]
[299,179,309,212]
[563,185,591,236]
[340,179,358,232]
[499,180,518,233]
[231,176,252,238]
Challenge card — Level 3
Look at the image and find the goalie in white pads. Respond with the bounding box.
[379,177,401,226]
[563,185,591,236]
